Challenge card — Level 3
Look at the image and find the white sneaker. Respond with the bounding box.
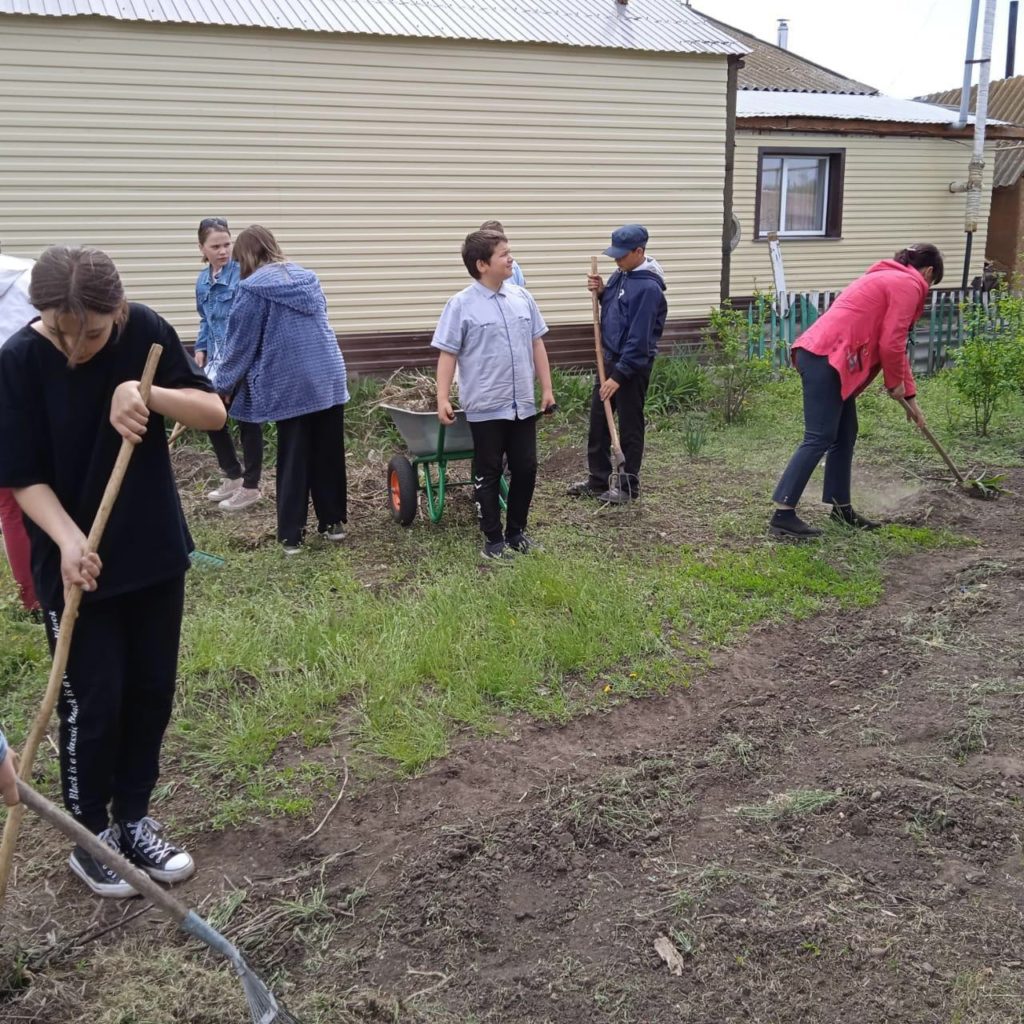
[218,487,262,512]
[207,477,242,502]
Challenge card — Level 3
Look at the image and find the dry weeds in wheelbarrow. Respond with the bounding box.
[372,369,458,413]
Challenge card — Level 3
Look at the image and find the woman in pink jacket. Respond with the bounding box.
[770,244,943,540]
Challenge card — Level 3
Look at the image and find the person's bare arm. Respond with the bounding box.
[436,351,458,426]
[13,485,101,591]
[110,382,226,443]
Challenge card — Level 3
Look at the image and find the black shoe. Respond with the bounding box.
[506,532,539,554]
[566,479,601,498]
[69,827,138,898]
[599,487,632,505]
[319,522,346,542]
[481,540,514,560]
[769,510,823,540]
[831,505,881,530]
[118,817,195,883]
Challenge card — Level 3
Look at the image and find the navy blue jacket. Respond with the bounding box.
[598,266,668,382]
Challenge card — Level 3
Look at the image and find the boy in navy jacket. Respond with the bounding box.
[569,224,667,503]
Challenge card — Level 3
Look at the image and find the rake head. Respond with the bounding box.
[239,964,304,1024]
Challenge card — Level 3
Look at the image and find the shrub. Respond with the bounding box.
[952,293,1023,437]
[646,355,710,418]
[702,300,773,424]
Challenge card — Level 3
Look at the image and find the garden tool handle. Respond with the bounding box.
[0,343,163,906]
[590,256,625,469]
[898,397,966,485]
[16,778,191,924]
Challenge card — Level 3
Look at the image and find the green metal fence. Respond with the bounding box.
[746,288,986,374]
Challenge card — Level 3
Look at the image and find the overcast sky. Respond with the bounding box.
[696,0,1018,99]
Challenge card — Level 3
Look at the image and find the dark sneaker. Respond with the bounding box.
[319,522,346,542]
[831,505,881,530]
[769,510,823,540]
[598,487,632,505]
[566,479,601,498]
[118,817,195,884]
[481,540,514,560]
[506,532,540,554]
[69,827,138,899]
[282,540,304,556]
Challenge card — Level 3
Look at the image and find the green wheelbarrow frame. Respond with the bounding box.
[383,406,507,526]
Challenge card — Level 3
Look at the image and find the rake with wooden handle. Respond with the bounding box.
[16,778,304,1023]
[0,343,163,905]
[898,397,1003,500]
[590,256,627,486]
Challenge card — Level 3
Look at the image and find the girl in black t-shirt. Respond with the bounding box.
[0,246,226,898]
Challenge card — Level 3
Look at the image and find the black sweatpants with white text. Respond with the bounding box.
[44,574,185,834]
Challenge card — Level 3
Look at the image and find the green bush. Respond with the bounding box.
[646,355,710,418]
[702,301,773,424]
[952,294,1024,437]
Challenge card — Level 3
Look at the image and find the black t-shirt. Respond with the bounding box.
[0,302,212,610]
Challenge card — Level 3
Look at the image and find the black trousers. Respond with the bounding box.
[208,419,264,489]
[469,416,538,543]
[772,348,857,508]
[586,367,651,496]
[43,574,185,834]
[275,404,347,545]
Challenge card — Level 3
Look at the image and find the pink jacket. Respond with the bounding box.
[792,259,927,400]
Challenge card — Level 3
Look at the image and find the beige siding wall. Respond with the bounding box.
[0,15,729,344]
[730,130,993,295]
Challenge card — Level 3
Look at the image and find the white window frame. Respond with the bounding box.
[757,151,841,239]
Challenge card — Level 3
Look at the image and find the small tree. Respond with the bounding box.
[702,299,773,424]
[952,293,1022,436]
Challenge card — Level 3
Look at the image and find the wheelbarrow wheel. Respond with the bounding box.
[387,455,418,526]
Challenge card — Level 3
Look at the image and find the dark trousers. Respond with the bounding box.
[586,367,651,496]
[276,404,347,545]
[773,348,858,508]
[469,416,537,543]
[208,419,264,489]
[43,575,185,834]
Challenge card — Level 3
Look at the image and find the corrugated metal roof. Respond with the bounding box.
[0,0,749,54]
[922,77,1024,186]
[737,90,1001,125]
[694,8,876,94]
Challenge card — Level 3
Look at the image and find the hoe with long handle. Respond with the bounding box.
[0,343,163,905]
[590,256,626,485]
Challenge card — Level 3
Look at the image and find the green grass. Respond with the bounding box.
[0,365,1001,829]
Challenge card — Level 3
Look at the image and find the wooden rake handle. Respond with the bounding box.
[0,343,163,905]
[590,256,625,471]
[898,397,967,485]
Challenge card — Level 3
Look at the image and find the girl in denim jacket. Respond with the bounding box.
[194,217,264,511]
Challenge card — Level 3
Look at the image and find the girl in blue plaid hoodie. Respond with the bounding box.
[213,226,349,554]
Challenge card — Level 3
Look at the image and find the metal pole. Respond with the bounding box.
[962,231,974,290]
[958,0,981,126]
[1008,0,1019,77]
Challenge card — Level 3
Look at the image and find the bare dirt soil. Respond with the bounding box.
[4,465,1024,1024]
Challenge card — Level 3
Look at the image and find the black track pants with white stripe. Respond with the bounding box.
[43,574,185,834]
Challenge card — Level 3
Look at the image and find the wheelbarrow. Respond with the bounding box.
[382,404,508,526]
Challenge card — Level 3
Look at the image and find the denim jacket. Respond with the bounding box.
[195,259,240,363]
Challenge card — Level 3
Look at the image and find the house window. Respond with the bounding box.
[756,149,844,239]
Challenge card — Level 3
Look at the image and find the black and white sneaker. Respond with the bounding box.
[319,522,346,542]
[506,532,540,554]
[69,827,138,899]
[118,817,195,884]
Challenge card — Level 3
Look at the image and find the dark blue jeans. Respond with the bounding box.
[772,349,857,508]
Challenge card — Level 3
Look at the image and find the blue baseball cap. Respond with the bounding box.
[603,223,649,258]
